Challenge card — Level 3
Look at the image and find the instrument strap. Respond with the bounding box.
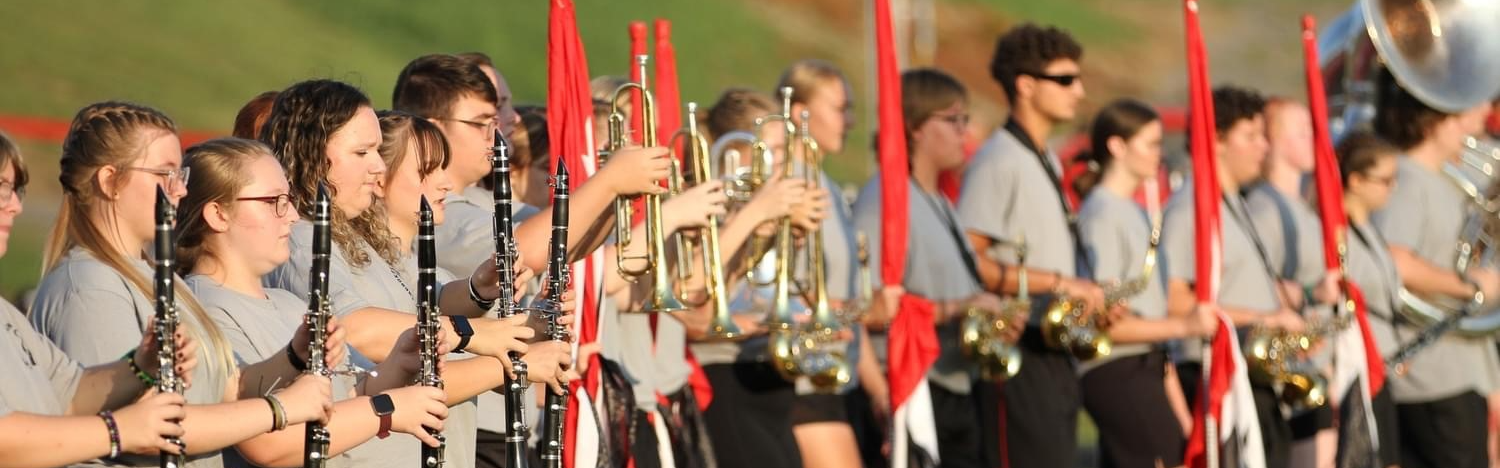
[1002,119,1093,278]
[1221,193,1297,311]
[913,178,983,288]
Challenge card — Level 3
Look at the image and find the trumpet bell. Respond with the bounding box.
[1280,370,1329,412]
[802,351,853,392]
[768,329,801,380]
[1041,298,1113,360]
[976,339,1023,381]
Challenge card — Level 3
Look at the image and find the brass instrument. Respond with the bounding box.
[1320,0,1500,346]
[789,109,853,392]
[600,54,685,314]
[669,102,740,340]
[765,87,803,379]
[1243,316,1350,412]
[961,237,1028,380]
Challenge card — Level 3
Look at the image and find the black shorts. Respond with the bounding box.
[1179,363,1293,467]
[1288,403,1335,440]
[982,327,1080,468]
[701,362,800,468]
[1397,390,1489,468]
[475,429,510,468]
[1081,352,1185,468]
[789,392,849,425]
[843,385,888,468]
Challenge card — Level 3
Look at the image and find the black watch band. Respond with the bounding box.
[285,345,308,372]
[449,316,475,353]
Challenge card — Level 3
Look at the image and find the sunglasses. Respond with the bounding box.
[1025,72,1081,87]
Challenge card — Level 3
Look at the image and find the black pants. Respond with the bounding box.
[1397,391,1489,468]
[1337,387,1401,467]
[1177,363,1292,468]
[930,384,985,468]
[476,429,510,468]
[1081,353,1184,468]
[631,410,663,468]
[987,327,1079,468]
[702,362,800,468]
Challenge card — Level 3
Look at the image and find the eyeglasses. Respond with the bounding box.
[933,112,970,128]
[436,117,498,134]
[0,180,23,205]
[1024,72,1081,87]
[127,166,191,192]
[236,193,294,217]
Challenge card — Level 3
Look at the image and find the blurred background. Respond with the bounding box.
[0,1,1362,462]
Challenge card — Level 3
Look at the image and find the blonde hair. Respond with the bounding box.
[775,59,848,106]
[46,102,236,384]
[175,138,272,274]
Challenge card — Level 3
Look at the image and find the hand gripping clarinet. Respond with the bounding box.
[154,187,187,468]
[303,184,334,467]
[537,163,571,468]
[489,130,532,467]
[417,197,446,468]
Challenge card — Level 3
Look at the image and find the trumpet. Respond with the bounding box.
[1243,316,1349,412]
[961,237,1028,381]
[600,54,684,314]
[668,102,739,340]
[709,129,775,210]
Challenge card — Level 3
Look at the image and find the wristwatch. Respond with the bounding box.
[371,394,396,439]
[449,316,475,353]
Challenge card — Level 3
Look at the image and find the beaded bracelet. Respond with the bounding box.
[98,410,122,459]
[284,345,308,373]
[263,394,287,432]
[120,349,157,387]
[468,276,496,310]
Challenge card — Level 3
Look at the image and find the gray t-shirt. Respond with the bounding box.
[0,300,82,418]
[266,221,477,468]
[1161,184,1282,363]
[854,176,981,394]
[1372,157,1500,402]
[597,293,663,408]
[437,186,541,279]
[1344,222,1403,362]
[186,275,358,468]
[29,248,230,468]
[1244,182,1326,286]
[1077,189,1167,373]
[958,128,1078,323]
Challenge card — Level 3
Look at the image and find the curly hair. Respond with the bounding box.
[989,23,1083,102]
[1374,69,1448,149]
[1212,85,1267,135]
[257,79,386,268]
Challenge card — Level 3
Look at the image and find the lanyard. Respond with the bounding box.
[913,180,982,287]
[1002,119,1091,278]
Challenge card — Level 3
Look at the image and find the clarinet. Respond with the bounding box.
[416,196,447,468]
[153,187,186,468]
[490,131,532,467]
[537,163,570,468]
[303,184,333,468]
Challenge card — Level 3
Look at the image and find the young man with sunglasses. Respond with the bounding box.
[957,23,1104,468]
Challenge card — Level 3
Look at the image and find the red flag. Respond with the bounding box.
[628,21,648,146]
[653,19,682,154]
[548,1,602,466]
[1301,15,1385,393]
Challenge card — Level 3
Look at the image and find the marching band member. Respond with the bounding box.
[1072,99,1217,468]
[853,68,1004,468]
[1331,130,1406,468]
[960,24,1103,468]
[1370,70,1500,468]
[1163,86,1303,467]
[28,101,336,467]
[175,137,454,467]
[0,132,198,468]
[776,58,868,468]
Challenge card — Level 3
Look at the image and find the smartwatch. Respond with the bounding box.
[449,316,475,353]
[371,394,396,439]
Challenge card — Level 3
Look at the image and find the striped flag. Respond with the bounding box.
[547,1,604,466]
[1180,1,1264,466]
[1301,15,1383,466]
[872,0,941,466]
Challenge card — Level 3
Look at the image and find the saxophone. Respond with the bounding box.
[153,187,186,468]
[537,163,571,468]
[961,236,1027,381]
[416,196,446,468]
[303,184,333,468]
[1243,315,1349,412]
[489,130,532,467]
